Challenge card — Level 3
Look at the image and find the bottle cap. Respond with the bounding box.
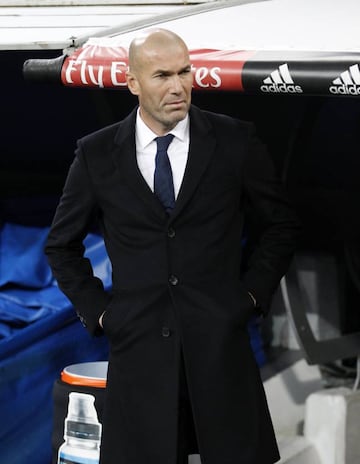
[64,392,102,441]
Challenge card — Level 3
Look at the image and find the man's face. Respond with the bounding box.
[126,41,193,135]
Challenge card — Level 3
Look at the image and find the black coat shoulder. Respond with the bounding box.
[190,104,254,136]
[78,107,137,151]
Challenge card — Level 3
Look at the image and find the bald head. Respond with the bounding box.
[128,28,190,74]
[126,28,193,135]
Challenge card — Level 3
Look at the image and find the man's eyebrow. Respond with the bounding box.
[153,65,191,75]
[180,64,192,72]
[153,68,171,75]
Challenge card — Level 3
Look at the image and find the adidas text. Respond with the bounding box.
[260,83,303,94]
[329,84,360,95]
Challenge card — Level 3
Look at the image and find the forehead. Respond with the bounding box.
[141,41,190,72]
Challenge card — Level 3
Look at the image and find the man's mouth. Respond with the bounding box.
[167,100,185,108]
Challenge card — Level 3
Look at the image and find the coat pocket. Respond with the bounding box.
[102,292,132,337]
[234,281,257,325]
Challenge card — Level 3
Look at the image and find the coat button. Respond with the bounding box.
[162,327,171,337]
[169,275,178,286]
[167,228,176,238]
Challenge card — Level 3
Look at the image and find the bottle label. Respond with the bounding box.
[59,451,99,464]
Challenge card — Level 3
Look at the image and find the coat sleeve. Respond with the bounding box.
[45,142,111,336]
[241,124,302,316]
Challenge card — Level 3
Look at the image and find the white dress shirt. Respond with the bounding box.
[135,110,190,199]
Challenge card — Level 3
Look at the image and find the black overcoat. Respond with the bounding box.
[46,105,300,464]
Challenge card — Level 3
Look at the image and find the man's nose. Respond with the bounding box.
[170,75,182,92]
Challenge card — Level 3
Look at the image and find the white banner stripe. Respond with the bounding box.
[279,63,294,84]
[350,64,360,85]
[271,69,283,84]
[341,70,354,85]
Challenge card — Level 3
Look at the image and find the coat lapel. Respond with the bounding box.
[171,105,216,221]
[112,108,168,219]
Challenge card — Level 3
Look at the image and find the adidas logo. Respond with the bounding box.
[329,64,360,95]
[260,63,303,94]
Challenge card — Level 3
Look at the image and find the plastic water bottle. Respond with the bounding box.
[58,392,102,464]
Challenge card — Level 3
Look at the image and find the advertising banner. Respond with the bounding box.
[59,44,360,97]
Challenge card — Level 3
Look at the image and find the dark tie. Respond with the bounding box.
[154,134,175,213]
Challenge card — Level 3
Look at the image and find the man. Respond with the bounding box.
[46,28,300,464]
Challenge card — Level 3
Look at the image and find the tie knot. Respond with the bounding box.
[155,134,174,152]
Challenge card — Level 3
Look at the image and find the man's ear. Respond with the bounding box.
[126,71,139,96]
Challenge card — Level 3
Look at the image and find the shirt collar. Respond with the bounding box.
[135,108,189,150]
